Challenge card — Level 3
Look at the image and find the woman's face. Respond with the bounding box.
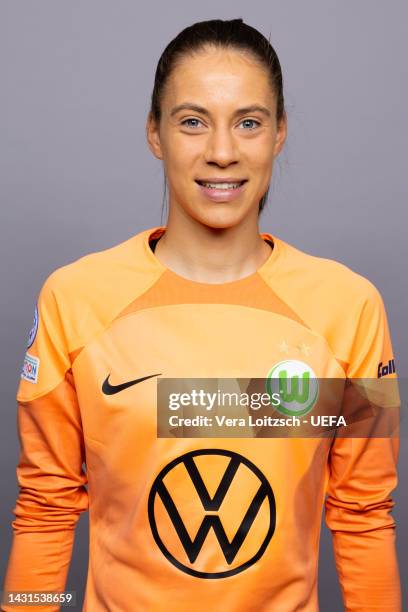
[147,46,287,228]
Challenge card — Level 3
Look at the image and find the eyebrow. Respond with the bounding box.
[169,103,271,118]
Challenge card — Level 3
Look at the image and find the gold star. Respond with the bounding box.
[297,342,311,356]
[278,340,290,354]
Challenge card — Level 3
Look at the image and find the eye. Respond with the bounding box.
[180,117,204,129]
[239,118,261,130]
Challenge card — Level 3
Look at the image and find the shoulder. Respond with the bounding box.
[274,237,384,310]
[269,237,393,371]
[41,233,139,293]
[35,228,161,351]
[261,236,388,362]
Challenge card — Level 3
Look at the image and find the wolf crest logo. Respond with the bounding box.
[266,359,319,417]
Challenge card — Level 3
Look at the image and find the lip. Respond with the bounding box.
[195,178,247,203]
[196,177,248,183]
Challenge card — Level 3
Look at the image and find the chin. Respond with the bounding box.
[189,207,248,231]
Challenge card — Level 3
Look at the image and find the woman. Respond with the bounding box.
[3,18,401,612]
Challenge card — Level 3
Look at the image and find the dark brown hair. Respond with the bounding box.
[149,18,286,216]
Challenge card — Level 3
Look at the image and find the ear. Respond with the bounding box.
[273,111,288,157]
[146,113,164,160]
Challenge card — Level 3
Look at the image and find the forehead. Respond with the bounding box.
[163,47,274,109]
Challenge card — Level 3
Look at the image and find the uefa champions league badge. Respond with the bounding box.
[27,303,39,349]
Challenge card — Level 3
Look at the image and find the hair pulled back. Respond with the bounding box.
[150,19,285,215]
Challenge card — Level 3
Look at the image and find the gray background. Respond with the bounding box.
[1,1,406,609]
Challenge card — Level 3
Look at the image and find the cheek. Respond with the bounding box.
[171,130,202,154]
[242,133,276,166]
[165,139,201,177]
[162,142,199,195]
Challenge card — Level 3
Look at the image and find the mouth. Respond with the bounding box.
[195,179,247,190]
[194,178,248,203]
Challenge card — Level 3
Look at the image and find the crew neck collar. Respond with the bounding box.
[141,226,282,287]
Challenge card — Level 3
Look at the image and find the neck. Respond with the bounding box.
[153,208,272,284]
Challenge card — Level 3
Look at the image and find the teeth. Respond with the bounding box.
[201,182,243,189]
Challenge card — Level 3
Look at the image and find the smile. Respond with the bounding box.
[195,179,248,202]
[196,180,247,190]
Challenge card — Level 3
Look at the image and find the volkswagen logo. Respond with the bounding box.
[148,449,276,578]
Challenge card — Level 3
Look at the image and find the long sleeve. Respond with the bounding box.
[2,273,89,612]
[325,284,401,611]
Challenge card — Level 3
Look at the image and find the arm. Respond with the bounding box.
[325,284,401,611]
[2,273,88,612]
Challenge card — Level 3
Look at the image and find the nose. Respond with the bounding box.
[204,126,239,167]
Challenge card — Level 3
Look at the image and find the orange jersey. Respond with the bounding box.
[3,227,401,611]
